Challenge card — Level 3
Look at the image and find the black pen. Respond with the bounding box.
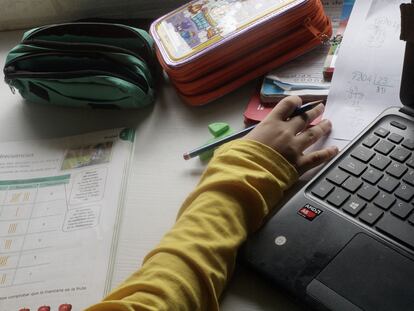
[183,99,325,160]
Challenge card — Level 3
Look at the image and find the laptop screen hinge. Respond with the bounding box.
[399,106,414,118]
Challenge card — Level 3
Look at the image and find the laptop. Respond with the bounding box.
[243,3,414,311]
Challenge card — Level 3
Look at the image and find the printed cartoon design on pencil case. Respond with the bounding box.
[156,0,298,61]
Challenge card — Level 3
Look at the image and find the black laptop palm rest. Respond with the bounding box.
[243,2,414,311]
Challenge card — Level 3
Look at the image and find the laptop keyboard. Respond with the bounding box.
[310,118,414,250]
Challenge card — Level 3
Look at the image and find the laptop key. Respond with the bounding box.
[363,134,379,148]
[391,200,414,219]
[402,169,414,186]
[395,183,414,201]
[351,146,375,163]
[389,146,411,163]
[359,205,383,225]
[377,175,400,193]
[326,168,349,185]
[343,196,366,216]
[370,154,391,171]
[358,184,379,201]
[374,140,395,155]
[327,188,350,207]
[388,133,404,144]
[342,176,363,193]
[373,191,395,210]
[362,167,383,184]
[374,127,390,138]
[376,214,414,249]
[390,120,407,130]
[339,157,367,176]
[311,180,334,199]
[409,213,414,225]
[386,162,407,178]
[407,156,414,168]
[402,138,414,150]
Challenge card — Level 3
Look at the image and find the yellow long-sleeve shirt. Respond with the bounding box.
[86,139,298,311]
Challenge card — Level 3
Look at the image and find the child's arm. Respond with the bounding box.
[86,96,338,311]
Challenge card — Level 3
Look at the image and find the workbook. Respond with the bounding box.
[0,128,135,311]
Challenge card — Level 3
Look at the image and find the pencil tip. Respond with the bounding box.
[183,153,191,160]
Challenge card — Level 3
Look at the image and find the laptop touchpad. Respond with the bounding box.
[307,233,414,311]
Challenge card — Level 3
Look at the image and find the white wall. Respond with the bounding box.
[1,0,187,31]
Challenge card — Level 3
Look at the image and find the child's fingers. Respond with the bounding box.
[294,119,332,150]
[288,103,325,133]
[267,96,302,121]
[295,146,339,175]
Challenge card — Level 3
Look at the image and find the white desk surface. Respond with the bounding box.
[0,30,307,310]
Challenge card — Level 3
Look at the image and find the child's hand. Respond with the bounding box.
[244,96,339,175]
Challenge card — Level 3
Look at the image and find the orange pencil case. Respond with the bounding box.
[150,0,332,106]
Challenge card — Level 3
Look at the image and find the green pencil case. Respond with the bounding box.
[3,22,156,109]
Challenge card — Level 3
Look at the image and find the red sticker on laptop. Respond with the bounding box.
[298,204,323,221]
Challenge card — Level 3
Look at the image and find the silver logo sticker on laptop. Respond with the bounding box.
[298,204,323,221]
[274,236,287,246]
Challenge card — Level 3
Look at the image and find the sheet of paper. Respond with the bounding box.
[324,0,408,141]
[0,128,133,310]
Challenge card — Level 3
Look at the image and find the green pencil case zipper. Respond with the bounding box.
[5,50,152,90]
[3,22,156,109]
[18,39,151,68]
[22,22,156,71]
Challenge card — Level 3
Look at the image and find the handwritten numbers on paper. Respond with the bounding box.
[367,24,386,48]
[346,85,364,109]
[366,16,400,49]
[376,86,387,94]
[351,71,393,95]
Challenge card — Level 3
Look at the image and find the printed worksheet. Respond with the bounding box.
[0,128,134,311]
